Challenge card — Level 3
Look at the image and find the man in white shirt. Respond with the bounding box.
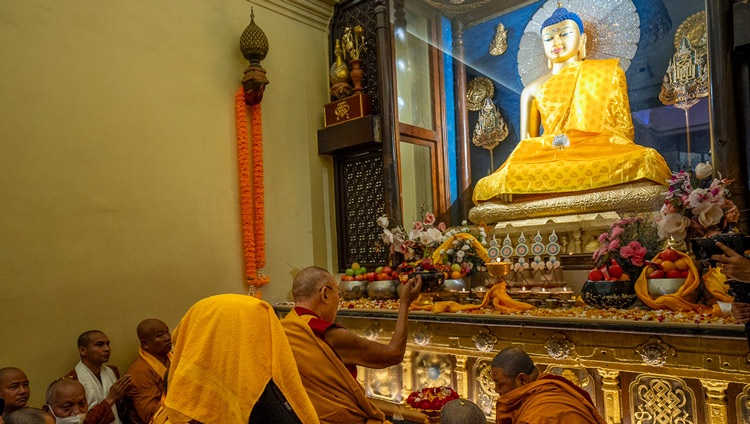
[65,331,131,424]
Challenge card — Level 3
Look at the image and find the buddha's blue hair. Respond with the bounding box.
[540,7,584,34]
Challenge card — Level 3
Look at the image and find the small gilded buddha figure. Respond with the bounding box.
[472,7,672,204]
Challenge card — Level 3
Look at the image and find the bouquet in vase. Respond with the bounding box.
[656,162,738,242]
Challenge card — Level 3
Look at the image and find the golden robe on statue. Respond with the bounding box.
[473,58,671,204]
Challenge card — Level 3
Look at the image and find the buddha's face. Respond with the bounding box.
[541,19,584,64]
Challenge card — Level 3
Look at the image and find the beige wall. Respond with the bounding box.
[0,0,335,406]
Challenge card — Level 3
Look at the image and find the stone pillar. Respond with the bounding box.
[452,20,472,222]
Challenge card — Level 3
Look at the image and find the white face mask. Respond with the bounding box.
[46,407,86,424]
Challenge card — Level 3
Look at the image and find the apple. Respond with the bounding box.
[588,269,604,281]
[608,264,623,278]
[341,275,353,281]
[355,274,365,281]
[680,270,690,278]
[375,266,383,274]
[660,248,680,262]
[649,270,666,279]
[345,268,355,276]
[365,272,376,282]
[377,272,389,281]
[390,271,399,279]
[382,266,393,275]
[351,262,361,270]
[666,269,683,279]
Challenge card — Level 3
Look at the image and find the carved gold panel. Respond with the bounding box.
[414,352,453,389]
[473,359,497,421]
[736,385,750,424]
[629,374,697,424]
[364,364,403,402]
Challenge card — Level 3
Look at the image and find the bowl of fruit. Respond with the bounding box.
[366,265,400,300]
[398,259,450,293]
[644,248,689,297]
[581,263,638,309]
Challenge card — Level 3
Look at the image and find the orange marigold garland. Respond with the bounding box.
[235,87,269,296]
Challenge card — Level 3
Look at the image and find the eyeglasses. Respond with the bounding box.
[320,285,340,298]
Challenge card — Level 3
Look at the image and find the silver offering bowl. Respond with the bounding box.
[339,279,368,300]
[367,280,399,300]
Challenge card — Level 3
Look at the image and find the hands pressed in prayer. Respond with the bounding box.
[105,374,132,406]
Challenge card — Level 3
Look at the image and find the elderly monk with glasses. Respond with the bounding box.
[282,266,421,424]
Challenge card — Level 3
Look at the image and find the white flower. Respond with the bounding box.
[693,202,723,227]
[446,249,455,255]
[687,188,708,208]
[461,220,468,225]
[452,240,460,247]
[461,245,471,251]
[456,250,465,258]
[695,162,713,179]
[657,212,690,241]
[377,216,389,229]
[421,228,443,245]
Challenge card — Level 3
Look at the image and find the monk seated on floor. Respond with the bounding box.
[491,347,605,424]
[44,378,115,424]
[281,266,421,424]
[125,319,172,424]
[65,331,131,424]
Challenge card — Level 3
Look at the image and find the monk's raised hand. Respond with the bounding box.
[399,275,422,305]
[713,242,750,282]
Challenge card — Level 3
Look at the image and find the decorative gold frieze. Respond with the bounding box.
[365,365,402,402]
[544,333,575,360]
[473,359,497,421]
[598,369,622,424]
[412,326,433,346]
[635,337,676,367]
[364,321,382,340]
[455,355,469,399]
[736,385,750,424]
[414,353,453,389]
[472,329,498,353]
[629,374,696,424]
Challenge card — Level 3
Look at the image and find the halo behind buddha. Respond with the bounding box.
[518,0,640,86]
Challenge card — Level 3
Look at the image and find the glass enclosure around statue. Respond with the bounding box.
[391,0,710,214]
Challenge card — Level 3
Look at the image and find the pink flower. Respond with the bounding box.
[597,232,609,244]
[620,241,646,266]
[610,226,625,239]
[423,212,436,226]
[412,221,424,231]
[437,222,446,232]
[607,239,621,251]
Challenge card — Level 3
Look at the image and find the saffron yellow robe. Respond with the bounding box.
[282,308,387,424]
[473,59,671,203]
[496,375,606,424]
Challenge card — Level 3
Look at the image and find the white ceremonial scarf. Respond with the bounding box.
[75,361,121,424]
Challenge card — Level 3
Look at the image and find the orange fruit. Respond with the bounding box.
[673,258,689,271]
[450,271,462,279]
[619,274,630,281]
[652,258,663,265]
[661,260,676,272]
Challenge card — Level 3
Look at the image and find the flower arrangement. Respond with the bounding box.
[656,162,738,241]
[406,386,459,412]
[437,221,488,278]
[590,217,660,281]
[377,212,447,260]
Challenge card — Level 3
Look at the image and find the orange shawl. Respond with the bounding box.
[496,375,605,424]
[281,309,386,424]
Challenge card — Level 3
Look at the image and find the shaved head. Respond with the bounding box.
[292,266,334,301]
[137,319,166,339]
[5,407,54,424]
[492,347,535,378]
[0,368,24,385]
[45,379,84,404]
[441,399,485,424]
[77,330,104,348]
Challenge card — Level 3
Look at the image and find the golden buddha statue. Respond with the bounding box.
[472,7,672,206]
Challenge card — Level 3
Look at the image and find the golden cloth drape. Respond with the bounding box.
[473,59,671,203]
